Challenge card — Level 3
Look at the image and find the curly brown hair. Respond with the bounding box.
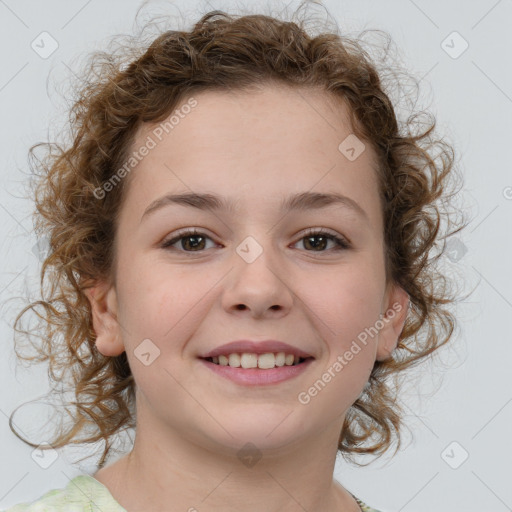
[10,5,467,470]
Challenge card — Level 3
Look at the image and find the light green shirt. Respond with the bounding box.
[2,475,382,511]
[2,475,127,512]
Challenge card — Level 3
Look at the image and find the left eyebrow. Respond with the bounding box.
[140,191,369,224]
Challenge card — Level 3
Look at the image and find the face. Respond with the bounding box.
[87,84,409,457]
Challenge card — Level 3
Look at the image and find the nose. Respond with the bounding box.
[221,240,294,319]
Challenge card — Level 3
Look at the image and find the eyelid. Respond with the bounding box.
[161,227,217,247]
[299,227,350,243]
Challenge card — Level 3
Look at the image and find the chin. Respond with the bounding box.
[205,412,309,452]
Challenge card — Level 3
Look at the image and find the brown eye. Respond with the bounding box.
[161,230,215,252]
[295,230,350,252]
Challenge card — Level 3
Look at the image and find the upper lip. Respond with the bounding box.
[200,340,315,359]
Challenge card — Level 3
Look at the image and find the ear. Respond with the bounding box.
[375,282,410,362]
[84,279,125,357]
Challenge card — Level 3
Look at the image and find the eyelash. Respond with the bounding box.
[160,228,351,253]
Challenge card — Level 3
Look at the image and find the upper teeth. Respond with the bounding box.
[212,352,301,369]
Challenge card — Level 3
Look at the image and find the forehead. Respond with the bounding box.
[137,84,366,164]
[121,84,381,225]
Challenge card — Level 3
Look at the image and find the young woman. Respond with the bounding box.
[6,6,463,512]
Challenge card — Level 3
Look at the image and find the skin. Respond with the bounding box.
[86,83,409,512]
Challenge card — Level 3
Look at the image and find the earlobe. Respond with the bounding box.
[375,284,410,362]
[84,280,125,357]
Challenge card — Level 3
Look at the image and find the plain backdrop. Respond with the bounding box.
[0,1,511,511]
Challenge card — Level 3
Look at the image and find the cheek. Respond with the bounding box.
[297,273,380,415]
[299,261,385,343]
[294,258,384,402]
[115,267,213,399]
[120,268,209,342]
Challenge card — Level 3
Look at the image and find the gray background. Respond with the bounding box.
[0,1,511,511]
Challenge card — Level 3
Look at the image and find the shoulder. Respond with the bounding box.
[2,475,127,512]
[352,494,385,512]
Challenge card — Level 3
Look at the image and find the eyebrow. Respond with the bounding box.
[140,191,369,223]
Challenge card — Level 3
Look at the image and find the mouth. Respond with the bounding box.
[198,354,315,386]
[197,340,315,385]
[200,353,314,369]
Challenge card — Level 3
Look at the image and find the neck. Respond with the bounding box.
[94,403,360,512]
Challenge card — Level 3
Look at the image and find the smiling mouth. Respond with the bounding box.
[201,353,313,369]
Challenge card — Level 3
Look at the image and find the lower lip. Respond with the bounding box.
[199,358,314,386]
